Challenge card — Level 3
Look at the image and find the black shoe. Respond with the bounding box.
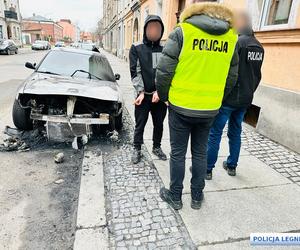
[132,148,141,164]
[223,161,236,176]
[159,187,182,210]
[191,192,204,210]
[152,147,167,161]
[206,170,213,180]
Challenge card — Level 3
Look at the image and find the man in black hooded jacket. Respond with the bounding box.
[129,15,167,164]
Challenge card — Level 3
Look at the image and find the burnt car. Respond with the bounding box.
[13,47,123,141]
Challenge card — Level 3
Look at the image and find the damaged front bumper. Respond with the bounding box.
[30,113,110,142]
[30,113,110,125]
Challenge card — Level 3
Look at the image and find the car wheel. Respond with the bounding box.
[15,49,18,54]
[12,99,33,130]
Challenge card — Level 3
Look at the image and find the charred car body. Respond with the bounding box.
[13,48,123,141]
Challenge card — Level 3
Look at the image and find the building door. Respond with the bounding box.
[133,18,139,43]
[176,0,186,23]
[0,25,3,39]
[7,25,12,39]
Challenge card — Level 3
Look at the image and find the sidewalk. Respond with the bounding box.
[100,49,300,249]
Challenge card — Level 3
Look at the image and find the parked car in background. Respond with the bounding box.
[13,47,123,141]
[55,41,65,47]
[70,42,80,48]
[0,39,18,55]
[31,40,51,50]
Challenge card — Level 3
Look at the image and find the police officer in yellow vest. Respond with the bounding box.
[156,0,239,210]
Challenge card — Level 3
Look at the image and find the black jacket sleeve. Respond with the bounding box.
[223,44,239,100]
[129,44,144,96]
[155,27,183,102]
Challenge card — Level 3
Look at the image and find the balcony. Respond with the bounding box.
[4,10,18,20]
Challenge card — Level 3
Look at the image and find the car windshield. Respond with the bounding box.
[81,44,94,51]
[36,41,45,44]
[36,50,115,81]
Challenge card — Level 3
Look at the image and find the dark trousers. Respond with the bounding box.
[169,108,214,200]
[134,97,167,150]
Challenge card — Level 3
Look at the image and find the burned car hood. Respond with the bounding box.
[21,73,121,102]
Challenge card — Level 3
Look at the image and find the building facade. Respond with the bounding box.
[57,19,78,43]
[103,0,300,152]
[0,0,22,46]
[103,0,118,54]
[103,0,185,59]
[22,14,63,44]
[221,0,300,153]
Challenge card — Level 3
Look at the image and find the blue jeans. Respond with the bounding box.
[207,105,247,170]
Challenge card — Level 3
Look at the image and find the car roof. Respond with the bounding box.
[52,47,106,57]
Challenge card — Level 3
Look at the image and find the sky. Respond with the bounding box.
[19,0,103,31]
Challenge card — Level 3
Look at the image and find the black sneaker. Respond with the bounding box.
[152,147,167,161]
[159,187,182,210]
[223,161,236,176]
[132,148,141,164]
[191,192,204,210]
[206,170,213,180]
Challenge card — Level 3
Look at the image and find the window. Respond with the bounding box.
[37,50,115,81]
[144,7,149,20]
[265,0,293,25]
[0,25,3,39]
[13,26,16,38]
[258,0,297,30]
[17,27,20,39]
[156,0,163,17]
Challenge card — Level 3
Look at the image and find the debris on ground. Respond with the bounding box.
[72,135,88,150]
[54,153,65,164]
[4,126,24,138]
[107,130,119,142]
[0,137,30,152]
[54,179,64,184]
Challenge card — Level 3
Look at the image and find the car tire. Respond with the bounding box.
[12,99,33,130]
[15,49,18,54]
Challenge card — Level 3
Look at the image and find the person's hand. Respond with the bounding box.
[134,92,144,106]
[152,91,160,103]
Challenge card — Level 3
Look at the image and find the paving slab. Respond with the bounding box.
[146,136,250,161]
[76,151,106,228]
[154,155,292,194]
[179,184,300,247]
[74,228,108,250]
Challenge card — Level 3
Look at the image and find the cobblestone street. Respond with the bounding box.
[101,111,196,249]
[241,127,300,184]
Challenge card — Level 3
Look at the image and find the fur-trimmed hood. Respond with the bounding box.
[180,2,234,27]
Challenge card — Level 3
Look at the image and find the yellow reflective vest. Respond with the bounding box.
[169,22,238,111]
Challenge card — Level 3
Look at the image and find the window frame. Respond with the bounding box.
[258,0,299,31]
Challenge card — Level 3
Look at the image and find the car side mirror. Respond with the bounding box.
[115,73,120,80]
[25,62,35,69]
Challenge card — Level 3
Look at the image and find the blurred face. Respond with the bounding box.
[235,11,251,33]
[146,21,162,42]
